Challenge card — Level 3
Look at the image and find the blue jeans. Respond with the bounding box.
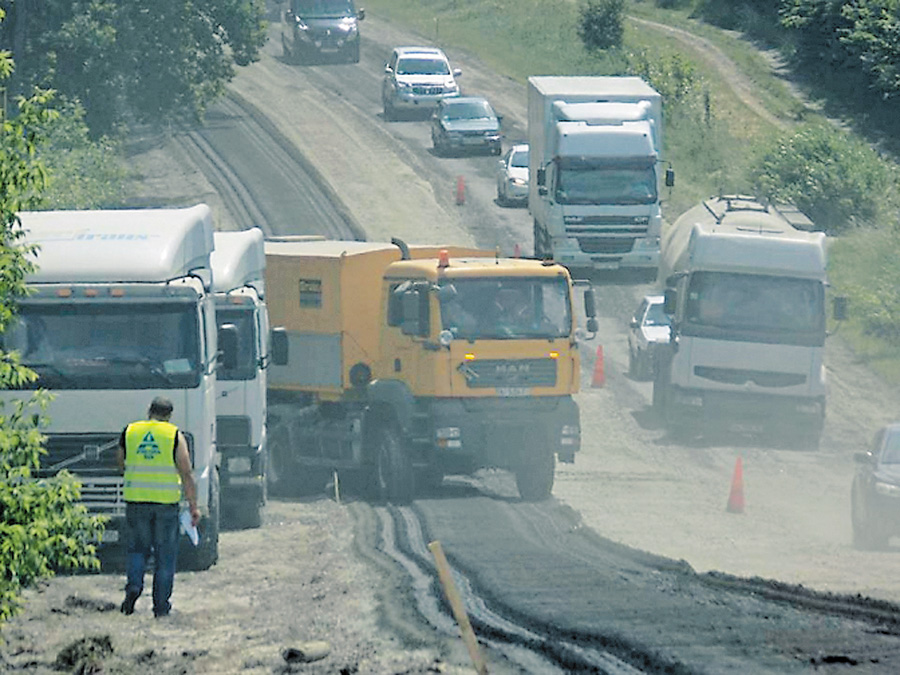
[124,502,180,616]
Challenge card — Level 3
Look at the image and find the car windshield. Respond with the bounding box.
[293,0,354,15]
[397,58,449,75]
[439,277,571,340]
[444,101,493,120]
[882,430,900,463]
[644,302,670,326]
[509,149,529,168]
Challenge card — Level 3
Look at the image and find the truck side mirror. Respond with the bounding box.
[218,323,238,371]
[586,317,599,334]
[833,296,848,322]
[663,289,676,315]
[583,286,597,318]
[358,8,365,20]
[536,167,546,187]
[271,326,289,366]
[400,286,430,337]
[665,168,675,188]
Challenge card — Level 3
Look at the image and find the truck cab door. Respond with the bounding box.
[380,280,432,393]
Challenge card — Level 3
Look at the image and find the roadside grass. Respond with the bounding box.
[365,0,900,384]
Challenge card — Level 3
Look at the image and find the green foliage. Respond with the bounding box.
[840,1,900,102]
[750,123,900,233]
[4,0,268,134]
[35,99,127,209]
[829,226,900,350]
[578,0,626,52]
[0,23,104,625]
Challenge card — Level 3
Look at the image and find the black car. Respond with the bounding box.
[431,96,502,156]
[851,423,900,549]
[281,0,365,64]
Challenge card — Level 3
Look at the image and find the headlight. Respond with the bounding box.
[510,178,527,187]
[436,427,461,449]
[396,81,411,89]
[875,481,900,497]
[439,329,454,347]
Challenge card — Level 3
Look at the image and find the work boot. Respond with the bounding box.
[120,592,139,615]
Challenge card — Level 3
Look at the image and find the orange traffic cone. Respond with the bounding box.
[726,456,745,514]
[455,176,465,205]
[591,345,605,388]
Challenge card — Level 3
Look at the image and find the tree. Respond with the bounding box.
[578,0,626,52]
[0,0,268,134]
[0,10,105,625]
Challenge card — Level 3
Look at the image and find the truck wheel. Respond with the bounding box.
[383,98,396,122]
[417,464,444,496]
[348,41,360,64]
[181,469,220,571]
[515,451,555,501]
[267,425,294,497]
[372,426,414,505]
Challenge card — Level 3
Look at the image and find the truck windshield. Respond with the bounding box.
[216,307,258,381]
[683,272,825,346]
[555,163,657,205]
[1,301,202,390]
[293,0,354,16]
[440,277,571,340]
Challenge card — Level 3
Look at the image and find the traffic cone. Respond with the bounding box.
[726,456,745,514]
[591,345,605,388]
[455,176,465,205]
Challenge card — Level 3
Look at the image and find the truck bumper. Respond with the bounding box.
[416,396,580,473]
[551,236,659,270]
[666,386,825,437]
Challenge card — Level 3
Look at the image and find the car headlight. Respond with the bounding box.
[396,81,411,89]
[510,177,527,187]
[875,481,900,497]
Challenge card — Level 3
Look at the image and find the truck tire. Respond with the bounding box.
[267,425,294,497]
[515,451,555,501]
[372,426,414,505]
[181,469,220,571]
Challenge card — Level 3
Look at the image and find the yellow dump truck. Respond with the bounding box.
[264,238,597,503]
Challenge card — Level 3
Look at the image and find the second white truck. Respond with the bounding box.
[211,228,270,528]
[528,75,673,271]
[653,195,846,448]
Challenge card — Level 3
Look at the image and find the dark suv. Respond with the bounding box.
[282,0,365,64]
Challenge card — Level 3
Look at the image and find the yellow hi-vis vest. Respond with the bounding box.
[123,420,182,504]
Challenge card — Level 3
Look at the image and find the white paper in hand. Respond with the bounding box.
[180,509,200,546]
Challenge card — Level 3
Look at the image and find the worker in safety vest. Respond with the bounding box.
[116,396,199,618]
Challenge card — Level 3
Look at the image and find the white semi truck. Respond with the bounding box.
[527,76,673,271]
[653,195,846,448]
[0,204,233,569]
[211,228,269,529]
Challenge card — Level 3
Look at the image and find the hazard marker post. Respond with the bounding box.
[591,345,605,388]
[726,456,745,514]
[455,176,465,205]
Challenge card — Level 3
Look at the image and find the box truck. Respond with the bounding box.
[653,195,846,448]
[0,205,234,569]
[527,76,673,271]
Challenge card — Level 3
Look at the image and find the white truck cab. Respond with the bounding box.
[211,228,269,529]
[1,204,230,570]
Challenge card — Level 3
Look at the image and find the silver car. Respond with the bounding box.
[496,143,529,206]
[382,46,461,120]
[628,294,671,380]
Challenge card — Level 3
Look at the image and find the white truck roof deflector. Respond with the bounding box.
[212,228,266,297]
[19,204,215,284]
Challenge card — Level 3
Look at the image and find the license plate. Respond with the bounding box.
[463,137,485,145]
[497,387,531,397]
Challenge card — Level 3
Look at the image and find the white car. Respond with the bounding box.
[496,143,529,206]
[382,46,461,120]
[628,294,671,380]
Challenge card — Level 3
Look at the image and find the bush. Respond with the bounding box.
[750,123,900,233]
[578,0,626,52]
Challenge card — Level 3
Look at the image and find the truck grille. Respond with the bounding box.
[463,359,557,389]
[576,238,636,255]
[564,216,649,256]
[39,433,125,517]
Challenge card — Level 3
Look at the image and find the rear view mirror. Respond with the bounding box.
[663,289,676,315]
[271,327,288,366]
[583,286,597,318]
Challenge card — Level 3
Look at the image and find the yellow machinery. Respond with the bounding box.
[265,238,597,502]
